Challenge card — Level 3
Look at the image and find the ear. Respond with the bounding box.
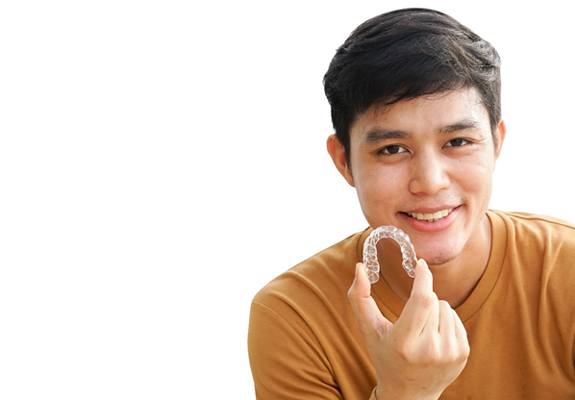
[493,120,506,158]
[326,134,355,187]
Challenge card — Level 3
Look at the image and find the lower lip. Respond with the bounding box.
[399,206,461,233]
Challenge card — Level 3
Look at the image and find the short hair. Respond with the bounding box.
[323,8,501,165]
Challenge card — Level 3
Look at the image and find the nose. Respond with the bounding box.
[408,150,450,195]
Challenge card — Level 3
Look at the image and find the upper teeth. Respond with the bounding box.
[407,209,452,221]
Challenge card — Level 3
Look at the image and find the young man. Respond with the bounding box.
[248,8,575,399]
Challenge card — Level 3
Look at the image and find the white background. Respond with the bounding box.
[1,0,574,399]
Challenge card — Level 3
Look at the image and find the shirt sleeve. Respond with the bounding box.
[248,300,343,399]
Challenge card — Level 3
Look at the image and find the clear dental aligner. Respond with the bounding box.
[362,225,418,283]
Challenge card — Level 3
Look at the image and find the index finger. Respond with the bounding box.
[393,258,436,336]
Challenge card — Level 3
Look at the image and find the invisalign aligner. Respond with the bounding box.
[362,225,418,283]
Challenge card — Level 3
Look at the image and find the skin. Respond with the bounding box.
[326,87,506,399]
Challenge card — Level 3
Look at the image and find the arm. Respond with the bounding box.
[249,301,384,399]
[248,300,343,400]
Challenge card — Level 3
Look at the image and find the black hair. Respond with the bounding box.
[323,8,501,165]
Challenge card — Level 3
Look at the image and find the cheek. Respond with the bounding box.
[452,155,495,200]
[356,165,407,210]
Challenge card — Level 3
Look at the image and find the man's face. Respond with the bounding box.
[329,87,505,265]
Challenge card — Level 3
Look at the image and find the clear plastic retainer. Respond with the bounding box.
[362,225,417,284]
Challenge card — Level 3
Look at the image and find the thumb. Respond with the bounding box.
[348,263,392,335]
[410,258,434,298]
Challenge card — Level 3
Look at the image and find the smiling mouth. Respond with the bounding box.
[400,207,459,222]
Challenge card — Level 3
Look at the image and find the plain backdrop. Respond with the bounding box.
[1,0,574,399]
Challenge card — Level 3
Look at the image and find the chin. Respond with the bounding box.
[425,254,457,266]
[415,244,461,266]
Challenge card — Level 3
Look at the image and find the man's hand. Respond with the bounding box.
[348,259,470,400]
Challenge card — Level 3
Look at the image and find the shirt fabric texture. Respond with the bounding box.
[248,210,575,399]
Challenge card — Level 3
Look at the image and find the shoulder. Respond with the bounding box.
[489,209,575,288]
[248,228,371,379]
[248,229,374,398]
[252,228,370,312]
[254,228,369,304]
[489,209,575,246]
[502,210,574,228]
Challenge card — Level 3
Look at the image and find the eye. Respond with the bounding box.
[445,138,471,147]
[377,144,408,155]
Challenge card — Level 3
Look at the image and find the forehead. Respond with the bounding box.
[350,87,490,143]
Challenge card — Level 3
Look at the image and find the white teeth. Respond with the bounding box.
[407,209,452,222]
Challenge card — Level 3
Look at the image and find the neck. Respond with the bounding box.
[379,214,492,308]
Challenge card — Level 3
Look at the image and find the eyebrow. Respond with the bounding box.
[439,119,481,134]
[363,118,481,144]
[364,129,408,144]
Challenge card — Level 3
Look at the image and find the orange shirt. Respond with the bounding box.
[248,210,575,399]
